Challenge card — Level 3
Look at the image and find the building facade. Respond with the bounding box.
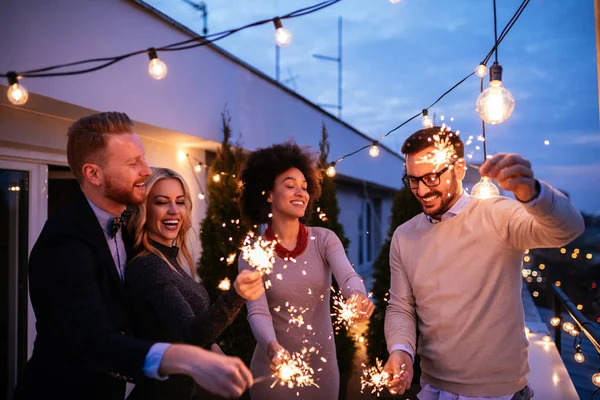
[0,0,404,396]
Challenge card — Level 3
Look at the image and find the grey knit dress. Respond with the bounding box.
[239,227,366,400]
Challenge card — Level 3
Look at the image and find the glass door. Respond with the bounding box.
[0,160,46,399]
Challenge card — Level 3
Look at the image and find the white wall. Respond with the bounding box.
[0,0,404,190]
[0,103,208,263]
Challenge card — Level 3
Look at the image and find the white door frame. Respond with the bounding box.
[0,157,49,380]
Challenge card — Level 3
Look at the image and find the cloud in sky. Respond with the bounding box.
[145,0,598,213]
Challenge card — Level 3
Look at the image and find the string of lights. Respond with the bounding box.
[2,0,341,104]
[185,154,207,201]
[325,0,531,179]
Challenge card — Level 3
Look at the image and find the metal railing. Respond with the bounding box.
[552,284,600,355]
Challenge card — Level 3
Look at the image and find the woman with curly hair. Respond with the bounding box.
[124,168,264,399]
[238,142,374,399]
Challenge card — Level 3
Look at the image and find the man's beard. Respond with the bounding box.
[104,175,145,206]
[421,175,459,219]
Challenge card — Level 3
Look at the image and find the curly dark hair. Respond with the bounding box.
[239,141,322,224]
[401,126,464,159]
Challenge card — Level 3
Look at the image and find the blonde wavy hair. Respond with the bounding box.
[128,168,195,277]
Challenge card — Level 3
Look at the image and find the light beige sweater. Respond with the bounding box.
[385,182,585,397]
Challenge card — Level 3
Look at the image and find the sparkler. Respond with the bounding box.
[331,288,360,331]
[360,358,406,397]
[270,349,319,389]
[415,125,458,170]
[241,233,276,275]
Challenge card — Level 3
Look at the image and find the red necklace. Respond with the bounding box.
[264,222,308,259]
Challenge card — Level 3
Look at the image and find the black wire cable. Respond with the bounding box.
[329,0,530,167]
[1,0,341,79]
[493,0,499,63]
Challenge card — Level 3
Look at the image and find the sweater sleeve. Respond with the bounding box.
[127,258,245,348]
[384,228,418,355]
[238,255,278,351]
[492,180,585,250]
[322,229,367,298]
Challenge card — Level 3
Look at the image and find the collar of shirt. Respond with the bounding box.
[426,190,471,224]
[86,198,121,237]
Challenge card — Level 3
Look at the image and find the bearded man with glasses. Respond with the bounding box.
[382,126,585,400]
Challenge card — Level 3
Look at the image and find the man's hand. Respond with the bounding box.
[383,350,413,396]
[347,291,375,323]
[159,344,252,398]
[233,270,265,301]
[479,153,539,202]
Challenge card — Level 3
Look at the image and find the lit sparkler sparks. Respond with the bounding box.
[217,277,231,291]
[241,234,276,276]
[416,125,458,170]
[331,287,360,331]
[270,349,319,389]
[360,358,405,397]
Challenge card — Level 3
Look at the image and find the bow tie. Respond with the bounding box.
[110,210,131,239]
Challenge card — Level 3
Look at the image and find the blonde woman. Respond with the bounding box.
[124,168,264,400]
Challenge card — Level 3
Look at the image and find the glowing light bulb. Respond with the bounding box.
[475,63,488,78]
[421,109,433,128]
[390,0,401,3]
[476,62,515,124]
[470,176,499,199]
[198,193,205,200]
[574,351,585,363]
[563,322,574,332]
[212,174,221,183]
[194,164,202,172]
[550,317,560,327]
[273,17,292,47]
[570,328,579,337]
[542,335,552,343]
[369,144,380,157]
[147,48,167,80]
[326,163,336,178]
[6,72,28,105]
[593,372,600,387]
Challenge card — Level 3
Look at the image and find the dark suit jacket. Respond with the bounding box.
[14,190,154,400]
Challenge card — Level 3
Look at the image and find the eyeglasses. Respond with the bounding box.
[402,165,451,190]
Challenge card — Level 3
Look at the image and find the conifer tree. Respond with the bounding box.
[309,122,355,400]
[366,187,421,373]
[197,109,255,365]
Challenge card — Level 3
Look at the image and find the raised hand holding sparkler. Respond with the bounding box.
[347,290,374,323]
[332,288,374,331]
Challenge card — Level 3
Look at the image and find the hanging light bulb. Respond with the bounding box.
[212,174,221,183]
[421,109,433,128]
[574,349,585,363]
[369,143,380,157]
[470,176,499,199]
[194,163,202,172]
[273,17,292,47]
[593,372,600,387]
[550,317,561,327]
[198,193,205,200]
[563,322,575,332]
[147,48,168,80]
[326,162,337,178]
[6,72,29,106]
[542,334,552,343]
[475,63,488,78]
[476,62,515,124]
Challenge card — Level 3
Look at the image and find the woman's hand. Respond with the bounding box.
[347,290,375,323]
[233,270,264,300]
[267,341,291,374]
